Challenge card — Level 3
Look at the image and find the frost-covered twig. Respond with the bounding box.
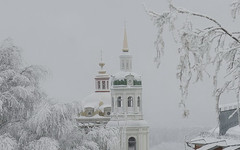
[170,4,240,44]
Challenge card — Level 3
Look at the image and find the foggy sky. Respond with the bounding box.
[0,0,237,128]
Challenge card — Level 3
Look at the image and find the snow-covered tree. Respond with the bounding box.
[147,0,240,117]
[0,38,120,150]
[0,38,47,127]
[0,38,47,149]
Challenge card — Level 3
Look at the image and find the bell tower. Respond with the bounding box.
[107,26,149,150]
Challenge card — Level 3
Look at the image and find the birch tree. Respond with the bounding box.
[147,0,240,117]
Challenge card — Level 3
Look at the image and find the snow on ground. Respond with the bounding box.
[150,142,185,150]
[149,127,209,150]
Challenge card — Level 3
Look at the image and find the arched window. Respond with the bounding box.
[117,96,122,107]
[128,96,133,107]
[128,137,136,150]
[137,96,140,107]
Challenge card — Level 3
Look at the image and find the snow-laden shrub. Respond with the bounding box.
[27,100,81,139]
[24,137,59,150]
[59,127,86,150]
[83,141,99,150]
[0,133,18,150]
[87,126,120,150]
[58,126,120,150]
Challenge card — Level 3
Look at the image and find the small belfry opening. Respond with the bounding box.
[128,137,136,150]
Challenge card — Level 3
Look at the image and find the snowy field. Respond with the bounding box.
[149,127,209,150]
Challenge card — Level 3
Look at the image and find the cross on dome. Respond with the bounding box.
[98,50,106,74]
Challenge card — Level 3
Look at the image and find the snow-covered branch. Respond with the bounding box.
[170,4,240,43]
[231,0,240,19]
[148,1,240,117]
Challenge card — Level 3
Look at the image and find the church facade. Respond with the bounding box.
[78,27,149,150]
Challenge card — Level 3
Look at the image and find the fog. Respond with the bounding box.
[0,0,235,129]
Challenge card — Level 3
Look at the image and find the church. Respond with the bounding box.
[77,27,149,150]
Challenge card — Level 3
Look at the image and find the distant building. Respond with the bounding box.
[187,103,240,150]
[76,58,111,127]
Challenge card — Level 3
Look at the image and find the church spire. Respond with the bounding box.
[122,24,129,52]
[120,25,132,72]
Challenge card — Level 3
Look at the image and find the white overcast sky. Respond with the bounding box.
[0,0,237,128]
